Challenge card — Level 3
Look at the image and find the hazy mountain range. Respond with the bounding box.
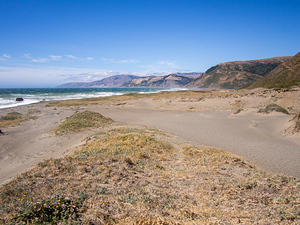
[58,52,299,89]
[58,73,202,88]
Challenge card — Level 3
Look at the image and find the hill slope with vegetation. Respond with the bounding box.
[122,74,200,88]
[249,52,300,89]
[187,57,291,89]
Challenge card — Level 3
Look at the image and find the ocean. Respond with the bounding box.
[0,88,183,109]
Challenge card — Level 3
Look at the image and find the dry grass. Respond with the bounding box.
[52,111,113,135]
[45,93,146,107]
[0,127,299,224]
[0,112,37,128]
[45,90,232,108]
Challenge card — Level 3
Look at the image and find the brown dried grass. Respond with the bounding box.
[0,127,299,224]
[45,90,232,108]
[0,112,37,128]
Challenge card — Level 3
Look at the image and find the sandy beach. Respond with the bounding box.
[0,88,299,185]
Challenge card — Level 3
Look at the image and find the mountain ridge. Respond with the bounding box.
[58,73,202,88]
[122,73,202,88]
[249,52,300,89]
[58,54,297,89]
[187,56,291,89]
[58,75,139,88]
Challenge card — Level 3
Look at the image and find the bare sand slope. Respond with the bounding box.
[0,104,91,185]
[98,107,300,177]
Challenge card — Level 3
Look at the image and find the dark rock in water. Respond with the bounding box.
[16,97,24,102]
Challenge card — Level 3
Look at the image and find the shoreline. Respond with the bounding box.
[0,87,188,109]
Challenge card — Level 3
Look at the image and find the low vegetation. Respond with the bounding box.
[0,111,37,128]
[0,127,299,224]
[52,111,113,135]
[13,195,81,224]
[249,52,300,89]
[258,103,290,115]
[45,90,232,107]
[45,93,146,107]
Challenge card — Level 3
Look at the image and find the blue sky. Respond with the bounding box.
[0,0,299,87]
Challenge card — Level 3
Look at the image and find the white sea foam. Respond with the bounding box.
[0,92,127,109]
[0,88,183,109]
[0,98,40,109]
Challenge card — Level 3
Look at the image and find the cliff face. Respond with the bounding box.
[187,57,291,89]
[249,52,300,89]
[122,74,199,88]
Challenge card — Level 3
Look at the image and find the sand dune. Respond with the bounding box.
[99,108,300,177]
[0,89,299,186]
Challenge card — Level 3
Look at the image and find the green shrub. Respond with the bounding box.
[53,111,113,134]
[1,112,22,120]
[13,196,81,224]
[258,103,289,115]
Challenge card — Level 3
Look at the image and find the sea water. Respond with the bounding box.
[0,88,185,109]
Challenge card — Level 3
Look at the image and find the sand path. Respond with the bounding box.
[0,104,90,185]
[98,108,300,177]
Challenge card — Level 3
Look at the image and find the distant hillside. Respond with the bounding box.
[58,75,139,88]
[249,52,300,89]
[123,73,201,88]
[187,57,291,89]
[172,72,203,79]
[58,73,202,88]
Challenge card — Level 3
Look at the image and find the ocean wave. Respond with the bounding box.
[0,91,131,109]
[0,98,40,109]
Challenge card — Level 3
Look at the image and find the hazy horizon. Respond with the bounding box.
[0,0,299,88]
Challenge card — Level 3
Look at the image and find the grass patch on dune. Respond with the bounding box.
[0,112,37,128]
[0,127,299,224]
[1,112,23,120]
[258,103,290,115]
[76,128,173,166]
[52,111,113,135]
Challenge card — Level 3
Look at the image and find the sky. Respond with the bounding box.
[0,0,299,88]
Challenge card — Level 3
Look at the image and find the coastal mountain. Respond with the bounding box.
[187,56,291,89]
[123,73,202,88]
[58,75,139,88]
[173,72,203,79]
[249,52,300,89]
[58,73,202,88]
